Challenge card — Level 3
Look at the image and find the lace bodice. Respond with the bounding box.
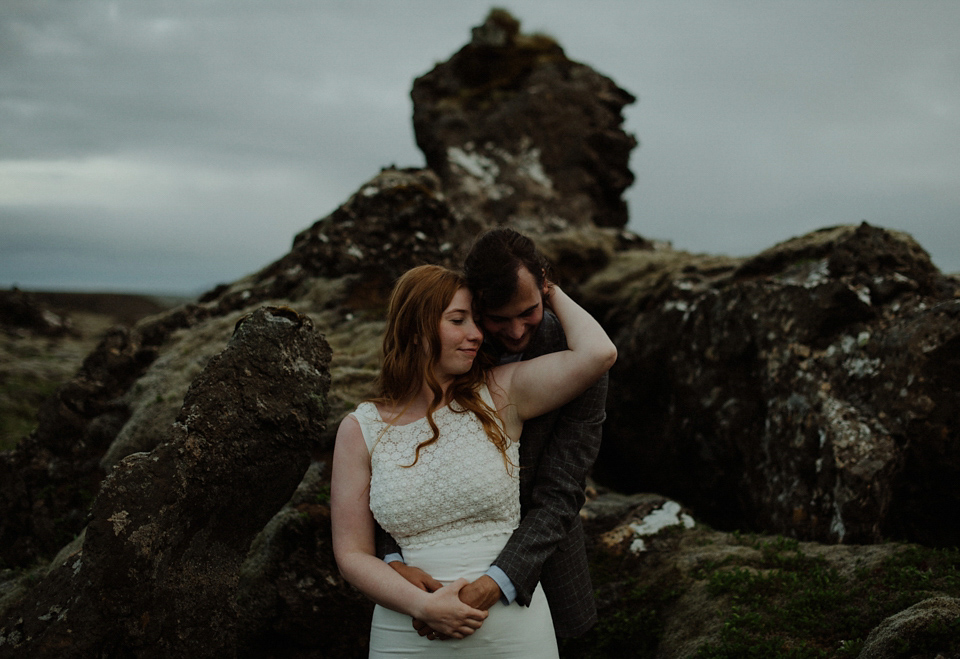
[350,386,520,549]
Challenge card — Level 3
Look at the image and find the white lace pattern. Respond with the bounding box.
[351,386,520,550]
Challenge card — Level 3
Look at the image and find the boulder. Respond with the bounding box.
[0,307,331,657]
[858,596,960,659]
[593,223,960,545]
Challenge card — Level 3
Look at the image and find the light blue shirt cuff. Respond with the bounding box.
[486,565,517,605]
[384,553,404,565]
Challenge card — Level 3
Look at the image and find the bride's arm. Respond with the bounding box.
[330,416,488,638]
[495,285,616,425]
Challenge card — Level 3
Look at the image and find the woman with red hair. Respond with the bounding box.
[331,265,615,657]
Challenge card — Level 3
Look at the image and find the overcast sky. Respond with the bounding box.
[3,1,958,295]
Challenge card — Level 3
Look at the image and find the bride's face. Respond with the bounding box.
[433,287,483,379]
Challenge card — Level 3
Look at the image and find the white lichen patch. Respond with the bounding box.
[819,396,895,479]
[664,300,689,313]
[510,144,552,189]
[448,146,500,186]
[626,501,695,554]
[107,510,131,536]
[844,356,881,378]
[37,605,64,622]
[291,357,320,376]
[803,259,830,287]
[850,283,872,306]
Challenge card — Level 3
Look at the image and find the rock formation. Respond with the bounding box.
[0,288,74,337]
[591,222,960,546]
[0,307,331,657]
[412,8,637,234]
[1,8,959,658]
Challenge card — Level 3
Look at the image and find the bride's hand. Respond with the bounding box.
[413,578,488,639]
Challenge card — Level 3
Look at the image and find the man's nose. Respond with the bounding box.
[507,319,525,339]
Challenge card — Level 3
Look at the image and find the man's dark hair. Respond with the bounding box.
[464,228,550,311]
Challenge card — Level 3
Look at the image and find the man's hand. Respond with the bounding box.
[388,561,442,592]
[458,575,503,611]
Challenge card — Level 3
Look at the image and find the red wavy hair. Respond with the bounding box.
[373,265,509,467]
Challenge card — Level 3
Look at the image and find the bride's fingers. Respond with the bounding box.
[466,609,487,622]
[464,616,485,628]
[445,577,469,593]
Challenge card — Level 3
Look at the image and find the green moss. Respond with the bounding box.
[0,374,60,451]
[692,540,960,659]
[315,484,331,505]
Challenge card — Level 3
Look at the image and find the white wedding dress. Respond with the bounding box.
[350,385,558,658]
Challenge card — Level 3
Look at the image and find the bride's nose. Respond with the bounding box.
[467,321,483,342]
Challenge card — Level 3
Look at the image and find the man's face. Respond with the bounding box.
[479,266,545,355]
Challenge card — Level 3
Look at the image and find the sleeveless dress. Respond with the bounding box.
[350,385,559,658]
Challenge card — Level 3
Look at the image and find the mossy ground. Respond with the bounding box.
[559,531,959,659]
[0,327,101,452]
[692,535,959,658]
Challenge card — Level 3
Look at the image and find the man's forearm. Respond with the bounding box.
[459,575,503,611]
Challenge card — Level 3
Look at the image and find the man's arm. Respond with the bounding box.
[491,371,607,606]
[379,523,444,593]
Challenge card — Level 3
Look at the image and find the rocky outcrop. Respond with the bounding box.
[0,302,216,567]
[0,288,73,337]
[0,307,331,657]
[412,9,637,233]
[563,492,960,659]
[2,8,959,658]
[592,222,960,546]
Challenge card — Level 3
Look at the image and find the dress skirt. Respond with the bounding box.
[368,533,558,658]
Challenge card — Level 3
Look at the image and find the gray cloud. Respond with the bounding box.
[2,0,958,295]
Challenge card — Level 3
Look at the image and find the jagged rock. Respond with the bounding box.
[0,288,73,337]
[236,462,372,658]
[0,303,214,568]
[0,306,331,657]
[593,222,960,546]
[239,167,462,312]
[0,169,442,570]
[858,597,960,659]
[412,9,637,232]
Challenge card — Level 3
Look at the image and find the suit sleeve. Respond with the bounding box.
[375,520,401,560]
[493,369,607,606]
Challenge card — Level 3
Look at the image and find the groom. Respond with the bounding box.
[383,227,607,638]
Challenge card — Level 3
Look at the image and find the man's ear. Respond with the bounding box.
[541,268,549,296]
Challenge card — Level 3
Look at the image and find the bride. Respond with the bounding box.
[331,264,615,657]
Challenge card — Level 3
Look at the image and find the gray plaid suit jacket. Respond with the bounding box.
[376,311,605,638]
[491,310,604,638]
